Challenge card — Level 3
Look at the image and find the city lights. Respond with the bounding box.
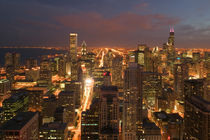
[0,1,210,139]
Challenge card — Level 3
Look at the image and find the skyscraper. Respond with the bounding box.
[167,27,176,61]
[4,52,20,70]
[123,62,143,140]
[69,33,79,81]
[81,41,87,59]
[69,33,78,62]
[184,77,210,140]
[81,98,99,140]
[142,72,162,110]
[0,79,10,96]
[168,26,175,46]
[99,86,119,140]
[0,112,39,140]
[38,59,52,87]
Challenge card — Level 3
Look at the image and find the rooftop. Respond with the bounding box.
[101,86,118,91]
[0,112,38,130]
[59,91,74,96]
[0,79,9,83]
[40,122,67,130]
[3,92,28,103]
[142,119,160,130]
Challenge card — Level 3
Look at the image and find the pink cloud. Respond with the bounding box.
[55,12,180,34]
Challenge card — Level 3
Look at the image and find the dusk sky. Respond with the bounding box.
[1,0,210,48]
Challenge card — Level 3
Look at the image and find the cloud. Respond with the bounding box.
[18,19,61,30]
[134,2,149,9]
[55,12,180,34]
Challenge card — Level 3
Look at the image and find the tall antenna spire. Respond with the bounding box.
[170,26,174,33]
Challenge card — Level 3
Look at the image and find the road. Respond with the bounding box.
[70,78,94,140]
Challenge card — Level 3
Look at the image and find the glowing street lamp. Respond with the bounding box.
[85,78,94,85]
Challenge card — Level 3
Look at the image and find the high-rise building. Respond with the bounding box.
[184,79,208,99]
[69,33,78,62]
[39,122,68,140]
[129,45,153,72]
[25,68,40,81]
[0,79,10,96]
[58,57,66,77]
[152,111,183,140]
[99,86,119,140]
[167,27,176,61]
[49,59,57,76]
[65,81,82,109]
[142,72,162,110]
[111,55,123,88]
[58,91,75,124]
[184,95,210,140]
[54,107,65,123]
[41,95,57,124]
[123,62,143,140]
[27,87,46,112]
[26,58,37,69]
[2,91,29,122]
[81,41,87,59]
[0,112,39,140]
[184,77,210,140]
[70,61,80,81]
[38,59,52,87]
[0,108,4,126]
[103,71,112,86]
[141,118,161,140]
[168,27,175,46]
[174,63,188,99]
[81,98,99,140]
[4,52,20,70]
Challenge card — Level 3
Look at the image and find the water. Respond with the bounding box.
[0,48,67,66]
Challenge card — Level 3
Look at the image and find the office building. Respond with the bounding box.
[184,76,210,140]
[99,86,119,140]
[27,87,46,112]
[111,55,123,88]
[81,98,99,140]
[142,72,162,110]
[0,79,10,96]
[123,62,143,140]
[152,111,183,140]
[4,52,20,70]
[41,95,57,124]
[2,91,29,121]
[141,118,161,140]
[65,81,82,108]
[58,91,75,124]
[39,122,68,140]
[0,112,39,140]
[38,59,52,87]
[81,41,87,60]
[174,63,188,99]
[26,58,38,69]
[69,33,78,62]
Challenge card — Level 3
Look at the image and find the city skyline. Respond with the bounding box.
[0,1,209,140]
[1,0,210,48]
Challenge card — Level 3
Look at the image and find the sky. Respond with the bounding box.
[0,0,210,49]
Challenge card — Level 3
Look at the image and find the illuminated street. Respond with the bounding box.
[0,1,210,139]
[70,78,94,140]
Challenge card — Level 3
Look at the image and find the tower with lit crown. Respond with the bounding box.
[168,26,175,46]
[167,26,176,61]
[69,33,78,62]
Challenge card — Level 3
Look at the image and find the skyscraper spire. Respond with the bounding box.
[170,26,174,33]
[81,40,87,57]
